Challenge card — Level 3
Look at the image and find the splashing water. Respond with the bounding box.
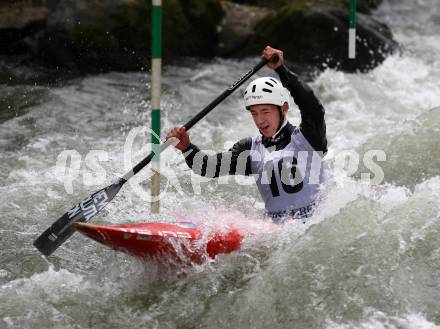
[1,0,440,328]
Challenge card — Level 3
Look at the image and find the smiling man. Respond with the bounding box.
[166,46,327,222]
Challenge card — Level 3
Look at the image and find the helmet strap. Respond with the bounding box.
[276,106,285,131]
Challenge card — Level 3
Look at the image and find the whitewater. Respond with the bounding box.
[1,0,439,328]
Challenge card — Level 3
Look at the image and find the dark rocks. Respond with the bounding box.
[356,0,383,14]
[0,1,48,30]
[0,1,49,55]
[1,0,223,76]
[222,0,398,72]
[38,0,223,72]
[217,1,273,56]
[0,0,398,78]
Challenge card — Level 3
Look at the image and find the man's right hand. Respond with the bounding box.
[165,127,190,151]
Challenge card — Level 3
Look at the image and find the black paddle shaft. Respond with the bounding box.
[130,57,273,177]
[33,57,274,256]
[183,59,270,130]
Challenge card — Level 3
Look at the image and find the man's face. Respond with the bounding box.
[250,104,282,138]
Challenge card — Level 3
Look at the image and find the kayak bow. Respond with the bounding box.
[75,222,243,263]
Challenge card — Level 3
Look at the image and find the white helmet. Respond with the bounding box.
[244,77,287,110]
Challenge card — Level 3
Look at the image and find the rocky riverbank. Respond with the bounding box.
[0,0,398,82]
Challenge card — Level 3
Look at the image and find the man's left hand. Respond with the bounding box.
[261,46,284,70]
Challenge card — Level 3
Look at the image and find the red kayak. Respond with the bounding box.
[75,221,243,263]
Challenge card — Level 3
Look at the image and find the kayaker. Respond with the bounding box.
[166,46,327,222]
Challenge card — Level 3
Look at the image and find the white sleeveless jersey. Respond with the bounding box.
[250,127,325,218]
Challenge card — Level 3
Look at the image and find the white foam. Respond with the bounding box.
[326,311,440,329]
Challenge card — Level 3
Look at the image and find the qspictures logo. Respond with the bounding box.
[53,127,387,202]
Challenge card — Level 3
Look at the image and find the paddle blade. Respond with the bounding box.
[33,180,124,256]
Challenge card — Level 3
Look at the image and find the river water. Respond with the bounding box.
[1,0,440,328]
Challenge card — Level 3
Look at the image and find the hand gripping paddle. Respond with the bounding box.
[34,57,276,256]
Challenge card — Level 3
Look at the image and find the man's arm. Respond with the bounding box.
[181,138,253,178]
[276,65,327,154]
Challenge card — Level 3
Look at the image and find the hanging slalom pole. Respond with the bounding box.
[151,0,162,212]
[348,0,356,59]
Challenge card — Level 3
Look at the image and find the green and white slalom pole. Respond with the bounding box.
[151,0,162,213]
[348,0,356,59]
